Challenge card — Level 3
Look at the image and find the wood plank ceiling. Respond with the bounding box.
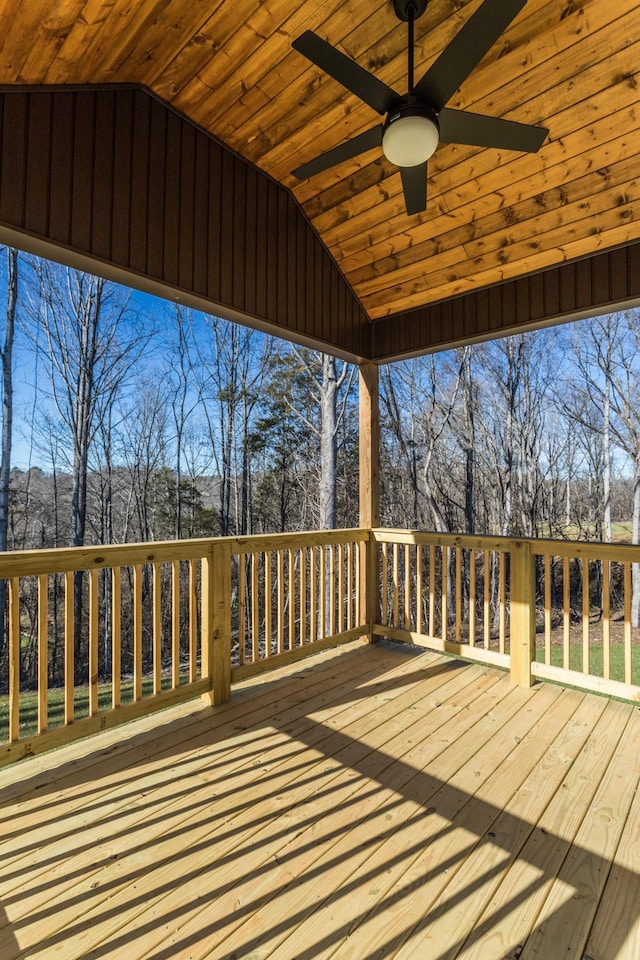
[0,0,637,330]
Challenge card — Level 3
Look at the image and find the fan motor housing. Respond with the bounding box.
[383,101,439,136]
[393,0,429,22]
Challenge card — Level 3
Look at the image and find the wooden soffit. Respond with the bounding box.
[0,0,638,363]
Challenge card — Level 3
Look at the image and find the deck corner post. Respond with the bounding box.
[359,362,380,642]
[510,540,536,687]
[202,539,232,706]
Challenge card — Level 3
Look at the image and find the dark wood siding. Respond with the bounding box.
[373,243,640,362]
[2,86,640,365]
[0,86,370,361]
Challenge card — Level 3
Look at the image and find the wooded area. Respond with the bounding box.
[1,246,640,695]
[2,248,638,551]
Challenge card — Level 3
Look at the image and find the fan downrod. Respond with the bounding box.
[393,0,428,22]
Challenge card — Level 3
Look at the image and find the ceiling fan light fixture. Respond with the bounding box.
[382,108,439,167]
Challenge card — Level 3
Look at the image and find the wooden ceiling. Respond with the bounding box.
[0,0,637,329]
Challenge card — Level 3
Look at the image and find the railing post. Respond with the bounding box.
[359,530,379,642]
[201,539,231,706]
[510,540,536,687]
[359,363,380,643]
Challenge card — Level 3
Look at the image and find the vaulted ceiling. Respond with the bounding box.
[0,0,638,360]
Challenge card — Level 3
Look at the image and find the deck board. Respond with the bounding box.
[1,640,639,959]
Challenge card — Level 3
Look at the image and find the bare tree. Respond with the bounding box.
[381,356,463,532]
[563,312,640,624]
[282,349,354,530]
[194,318,271,535]
[0,247,18,651]
[31,262,149,672]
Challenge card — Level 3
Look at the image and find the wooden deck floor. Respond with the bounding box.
[1,640,640,960]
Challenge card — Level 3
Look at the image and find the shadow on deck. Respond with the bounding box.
[1,639,638,959]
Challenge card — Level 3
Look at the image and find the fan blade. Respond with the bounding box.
[439,107,548,152]
[413,0,526,111]
[400,163,427,215]
[292,125,383,180]
[293,31,401,115]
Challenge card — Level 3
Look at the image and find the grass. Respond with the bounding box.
[554,521,635,543]
[0,672,194,743]
[535,641,640,686]
[3,641,638,746]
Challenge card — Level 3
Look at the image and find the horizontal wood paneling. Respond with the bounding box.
[373,243,640,361]
[0,86,370,361]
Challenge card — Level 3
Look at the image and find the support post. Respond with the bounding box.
[202,539,232,706]
[510,540,536,687]
[359,362,380,640]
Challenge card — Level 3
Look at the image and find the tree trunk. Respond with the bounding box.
[319,355,338,529]
[0,247,17,648]
[603,378,612,543]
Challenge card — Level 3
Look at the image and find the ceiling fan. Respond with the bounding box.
[291,0,548,215]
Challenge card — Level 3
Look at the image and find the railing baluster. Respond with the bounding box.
[277,549,285,653]
[189,558,197,682]
[289,548,296,648]
[239,553,246,665]
[404,543,411,631]
[265,550,272,656]
[582,557,590,675]
[133,564,143,701]
[319,545,326,639]
[112,566,121,708]
[469,550,475,647]
[355,541,361,627]
[38,573,48,733]
[455,546,462,643]
[416,543,423,637]
[252,552,259,662]
[64,570,74,725]
[152,562,162,694]
[429,546,435,637]
[347,542,353,631]
[300,547,307,645]
[381,541,388,627]
[172,560,180,687]
[9,577,20,742]
[392,543,399,629]
[441,546,448,643]
[499,552,506,655]
[544,554,551,666]
[483,549,490,649]
[89,568,99,717]
[337,542,344,634]
[563,556,570,670]
[603,559,610,680]
[624,561,632,684]
[329,545,335,637]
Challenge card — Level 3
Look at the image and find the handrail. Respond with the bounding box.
[0,528,368,578]
[2,526,640,768]
[0,528,369,766]
[373,529,640,704]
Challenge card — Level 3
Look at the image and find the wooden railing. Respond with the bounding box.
[3,527,640,767]
[530,539,640,699]
[372,530,640,702]
[230,531,369,680]
[0,529,369,767]
[373,530,513,671]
